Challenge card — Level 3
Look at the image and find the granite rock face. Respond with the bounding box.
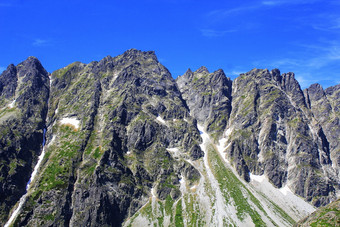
[219,69,338,206]
[10,49,202,226]
[176,66,232,140]
[0,57,49,225]
[0,50,339,226]
[305,84,340,178]
[178,67,339,206]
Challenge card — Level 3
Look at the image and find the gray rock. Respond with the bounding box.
[0,57,49,225]
[176,67,232,140]
[223,68,338,206]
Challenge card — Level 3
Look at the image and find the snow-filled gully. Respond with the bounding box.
[5,128,48,227]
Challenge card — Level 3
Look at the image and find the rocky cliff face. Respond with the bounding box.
[176,66,232,140]
[0,50,339,226]
[178,67,339,206]
[0,57,49,225]
[10,50,202,226]
[218,69,339,206]
[304,84,340,177]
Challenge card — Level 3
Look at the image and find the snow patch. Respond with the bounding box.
[279,185,291,196]
[150,186,158,212]
[27,149,47,190]
[225,127,233,137]
[190,185,196,189]
[113,72,119,80]
[8,99,16,108]
[151,187,157,199]
[60,117,80,129]
[167,147,179,153]
[179,174,187,193]
[249,174,265,183]
[4,194,27,227]
[179,174,188,217]
[155,116,167,125]
[216,138,231,163]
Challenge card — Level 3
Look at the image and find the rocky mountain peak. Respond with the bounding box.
[325,84,340,97]
[26,56,39,62]
[4,64,16,74]
[239,68,274,83]
[120,48,158,63]
[0,56,49,102]
[177,66,232,139]
[195,66,209,74]
[18,56,46,74]
[270,68,281,82]
[306,83,325,101]
[0,64,17,99]
[280,72,298,88]
[182,68,193,78]
[212,69,228,82]
[280,72,307,108]
[0,56,49,225]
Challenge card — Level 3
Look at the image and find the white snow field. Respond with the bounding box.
[60,117,80,129]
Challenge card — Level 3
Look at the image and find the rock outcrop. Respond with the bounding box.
[304,84,340,178]
[176,66,232,140]
[0,57,49,225]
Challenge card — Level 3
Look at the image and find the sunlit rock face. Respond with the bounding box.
[178,66,339,207]
[0,50,339,226]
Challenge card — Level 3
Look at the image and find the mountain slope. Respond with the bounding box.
[295,199,340,226]
[11,50,203,226]
[124,124,315,226]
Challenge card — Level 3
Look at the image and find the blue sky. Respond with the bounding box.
[0,0,339,88]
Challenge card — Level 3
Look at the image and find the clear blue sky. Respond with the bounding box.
[1,0,339,88]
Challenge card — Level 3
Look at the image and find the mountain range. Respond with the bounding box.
[0,49,339,226]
